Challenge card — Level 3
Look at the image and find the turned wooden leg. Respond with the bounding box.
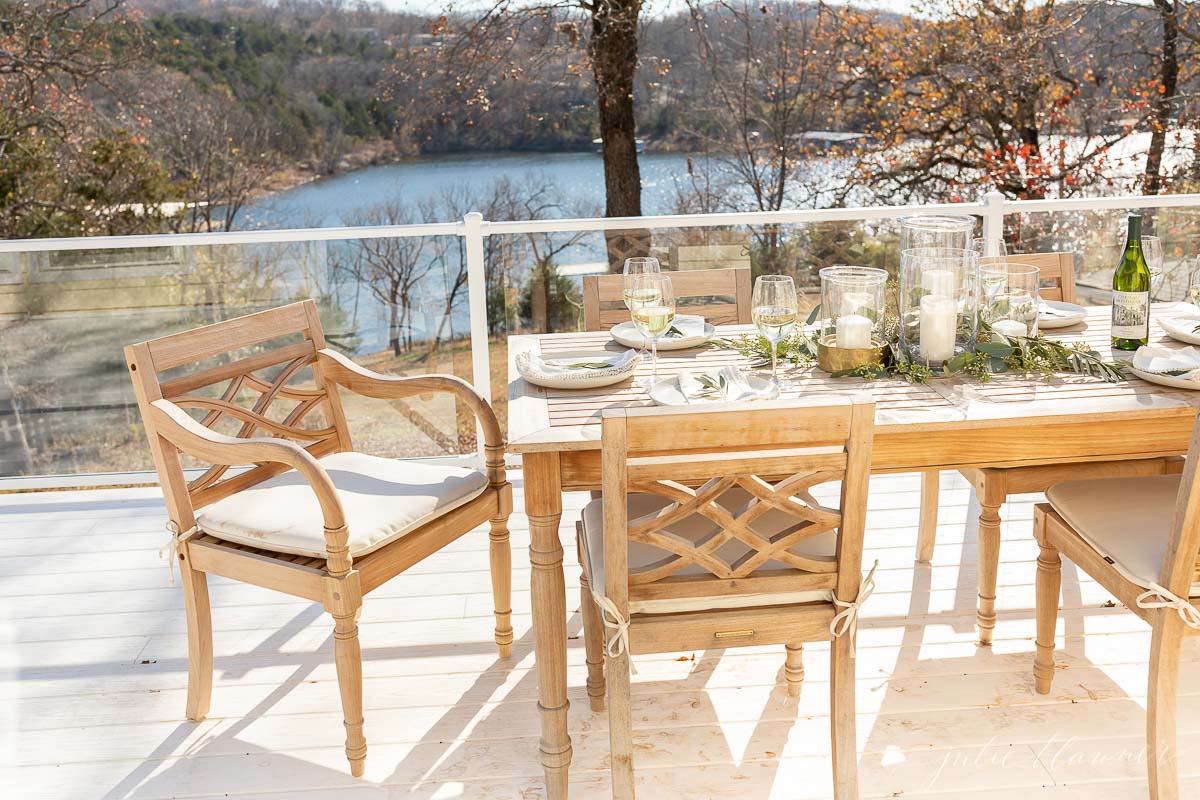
[829,633,859,800]
[975,474,1006,647]
[578,530,606,712]
[916,469,940,563]
[524,452,571,800]
[325,572,367,778]
[784,643,804,697]
[1033,536,1061,695]
[178,543,213,721]
[489,515,514,659]
[608,648,636,799]
[1148,617,1184,800]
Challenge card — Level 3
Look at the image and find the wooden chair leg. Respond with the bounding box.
[489,516,514,659]
[784,643,804,697]
[916,469,940,563]
[577,532,606,712]
[1033,539,1061,695]
[829,633,859,800]
[975,476,1006,647]
[178,545,213,721]
[325,574,367,777]
[607,651,636,799]
[1148,618,1185,800]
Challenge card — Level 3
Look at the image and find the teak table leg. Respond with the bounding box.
[975,473,1006,647]
[525,451,572,799]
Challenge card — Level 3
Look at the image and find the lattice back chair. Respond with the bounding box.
[915,251,1181,649]
[1033,414,1200,800]
[577,397,876,799]
[125,300,513,777]
[581,266,752,331]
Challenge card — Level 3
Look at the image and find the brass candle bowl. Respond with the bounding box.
[817,335,888,373]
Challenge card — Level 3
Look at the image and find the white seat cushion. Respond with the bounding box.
[197,452,489,559]
[580,488,834,614]
[1045,474,1199,596]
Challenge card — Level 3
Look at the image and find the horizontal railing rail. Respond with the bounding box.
[3,189,1199,488]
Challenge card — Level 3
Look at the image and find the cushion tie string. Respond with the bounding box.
[161,520,199,586]
[830,560,879,657]
[590,591,638,675]
[1135,583,1200,630]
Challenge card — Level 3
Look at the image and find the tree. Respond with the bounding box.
[843,0,1141,202]
[388,1,646,224]
[337,200,436,355]
[130,72,281,232]
[0,0,172,237]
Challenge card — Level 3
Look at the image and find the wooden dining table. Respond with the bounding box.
[505,303,1200,799]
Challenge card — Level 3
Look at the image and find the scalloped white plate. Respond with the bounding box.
[1037,300,1087,329]
[516,349,640,390]
[1128,366,1200,391]
[610,319,715,350]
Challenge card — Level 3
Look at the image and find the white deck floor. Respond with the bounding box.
[4,471,1199,799]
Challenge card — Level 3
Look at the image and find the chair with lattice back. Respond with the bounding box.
[125,299,513,777]
[576,397,876,799]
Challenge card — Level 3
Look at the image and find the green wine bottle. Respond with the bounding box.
[1111,214,1151,351]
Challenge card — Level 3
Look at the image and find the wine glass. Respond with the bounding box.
[972,237,1008,259]
[1187,257,1200,308]
[751,274,798,386]
[623,257,661,358]
[628,274,675,387]
[1143,236,1164,299]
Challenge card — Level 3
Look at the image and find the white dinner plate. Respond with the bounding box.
[1155,305,1200,345]
[1037,300,1087,329]
[1128,366,1200,391]
[610,319,716,351]
[515,349,640,390]
[648,373,780,406]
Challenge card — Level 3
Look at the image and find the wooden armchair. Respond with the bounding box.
[125,300,513,777]
[582,266,752,330]
[576,397,875,799]
[914,252,1181,646]
[1033,415,1200,800]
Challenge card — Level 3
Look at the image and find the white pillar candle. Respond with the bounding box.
[836,314,873,349]
[991,318,1028,341]
[919,295,958,362]
[840,292,874,318]
[921,269,958,298]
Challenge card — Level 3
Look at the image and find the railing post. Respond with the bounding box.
[463,212,492,460]
[981,191,1006,247]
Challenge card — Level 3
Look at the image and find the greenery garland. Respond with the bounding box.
[709,306,1126,385]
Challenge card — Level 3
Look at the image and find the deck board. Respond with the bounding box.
[4,473,1200,798]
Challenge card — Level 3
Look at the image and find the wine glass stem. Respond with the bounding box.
[771,343,778,382]
[651,338,659,383]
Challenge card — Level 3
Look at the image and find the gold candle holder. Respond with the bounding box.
[817,335,888,373]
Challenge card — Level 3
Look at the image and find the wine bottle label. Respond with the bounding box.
[1111,290,1150,339]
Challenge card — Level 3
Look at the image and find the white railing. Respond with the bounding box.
[2,189,1199,488]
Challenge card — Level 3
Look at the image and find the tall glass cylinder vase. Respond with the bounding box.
[899,248,979,367]
[817,266,888,372]
[898,214,977,253]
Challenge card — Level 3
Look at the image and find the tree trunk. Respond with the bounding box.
[589,0,648,268]
[388,301,402,356]
[1145,0,1180,196]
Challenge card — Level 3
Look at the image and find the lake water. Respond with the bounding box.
[239,151,699,229]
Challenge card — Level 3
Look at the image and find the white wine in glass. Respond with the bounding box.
[628,274,675,386]
[622,257,661,309]
[752,274,798,385]
[1143,235,1164,299]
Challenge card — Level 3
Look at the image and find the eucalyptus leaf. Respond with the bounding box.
[977,342,1015,358]
[805,303,822,326]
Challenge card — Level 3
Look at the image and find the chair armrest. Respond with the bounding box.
[316,348,506,484]
[149,399,353,571]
